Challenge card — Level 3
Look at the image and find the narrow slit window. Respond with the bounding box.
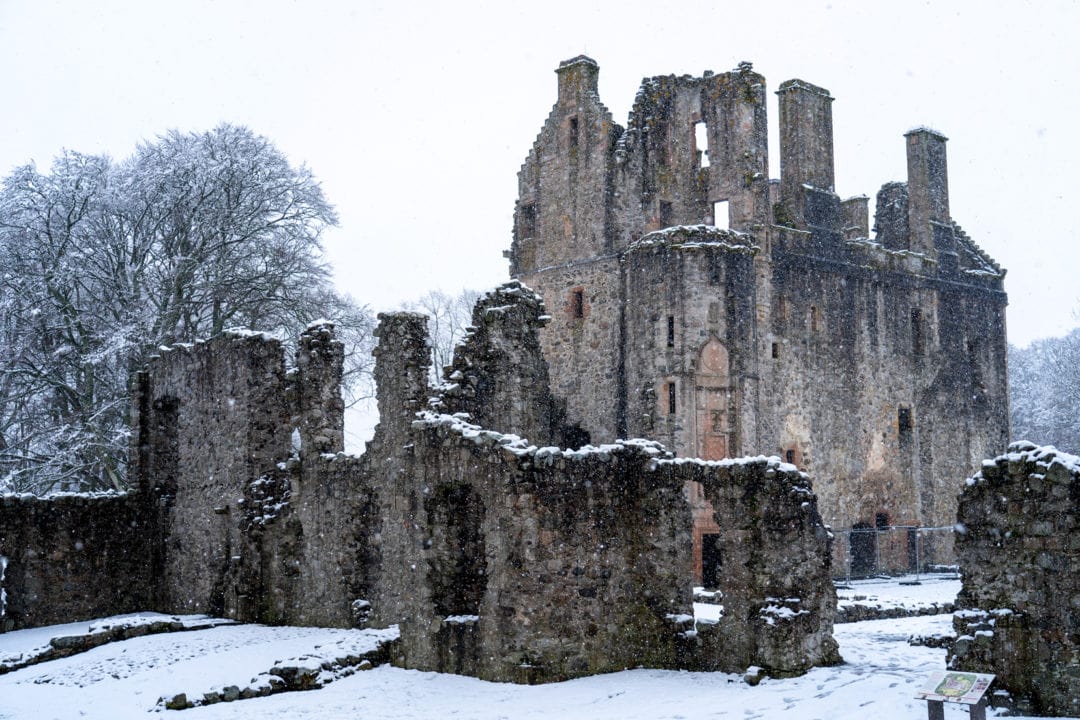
[694,121,710,168]
[570,289,584,319]
[810,306,819,333]
[519,203,536,239]
[785,449,796,465]
[712,200,730,230]
[666,316,675,347]
[898,407,913,434]
[911,308,923,356]
[660,201,674,227]
[667,382,676,415]
[771,342,779,359]
[569,116,579,149]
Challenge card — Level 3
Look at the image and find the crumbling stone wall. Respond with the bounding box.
[510,57,1010,576]
[0,493,151,630]
[372,283,838,682]
[949,443,1080,717]
[1,281,838,688]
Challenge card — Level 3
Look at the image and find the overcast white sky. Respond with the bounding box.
[2,0,1078,350]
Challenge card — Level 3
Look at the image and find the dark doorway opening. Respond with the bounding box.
[701,533,722,589]
[849,522,877,576]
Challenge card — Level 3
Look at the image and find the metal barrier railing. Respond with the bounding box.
[831,525,958,583]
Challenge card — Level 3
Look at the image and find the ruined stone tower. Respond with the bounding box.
[510,57,1010,580]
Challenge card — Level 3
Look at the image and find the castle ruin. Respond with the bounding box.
[509,57,1009,580]
[0,285,840,682]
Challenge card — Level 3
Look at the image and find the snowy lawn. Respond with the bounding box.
[0,583,1071,720]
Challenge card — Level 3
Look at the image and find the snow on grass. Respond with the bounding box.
[0,580,1067,720]
[0,622,395,718]
[836,574,961,617]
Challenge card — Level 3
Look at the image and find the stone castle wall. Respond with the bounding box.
[0,493,151,630]
[949,443,1080,717]
[1,282,840,686]
[510,57,1010,575]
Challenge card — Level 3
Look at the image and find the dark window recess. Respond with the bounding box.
[569,116,579,149]
[911,308,923,356]
[519,203,536,239]
[659,201,674,227]
[666,316,675,347]
[771,342,779,359]
[667,382,676,415]
[898,407,913,434]
[701,533,722,588]
[875,512,890,530]
[785,449,796,465]
[570,289,584,319]
[810,306,819,332]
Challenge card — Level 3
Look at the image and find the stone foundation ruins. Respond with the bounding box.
[0,282,839,682]
[948,443,1080,717]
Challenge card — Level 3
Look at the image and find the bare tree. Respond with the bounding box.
[403,288,482,383]
[0,125,374,493]
[1009,327,1080,454]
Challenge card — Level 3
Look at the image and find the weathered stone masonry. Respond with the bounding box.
[0,283,839,683]
[510,57,1010,578]
[948,443,1080,717]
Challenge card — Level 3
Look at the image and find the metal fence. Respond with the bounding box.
[831,525,958,582]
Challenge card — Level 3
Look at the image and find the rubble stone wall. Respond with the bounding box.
[949,443,1080,717]
[0,493,151,629]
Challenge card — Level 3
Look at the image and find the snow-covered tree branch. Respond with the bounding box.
[0,125,374,493]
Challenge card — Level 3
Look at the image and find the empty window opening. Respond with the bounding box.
[519,203,536,239]
[712,200,730,230]
[667,382,676,415]
[771,342,779,359]
[898,407,913,434]
[570,289,584,319]
[694,121,710,168]
[701,533,722,589]
[569,116,579,149]
[875,512,890,530]
[911,308,923,356]
[666,316,675,347]
[660,201,674,227]
[810,306,819,332]
[785,449,796,465]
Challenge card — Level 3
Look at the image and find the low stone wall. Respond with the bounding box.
[0,493,151,630]
[948,442,1080,717]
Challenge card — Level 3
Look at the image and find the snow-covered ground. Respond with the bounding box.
[0,578,1071,719]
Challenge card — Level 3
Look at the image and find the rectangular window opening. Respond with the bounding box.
[898,407,913,434]
[659,200,674,228]
[785,449,796,465]
[810,305,819,333]
[911,308,923,356]
[771,342,779,359]
[712,200,730,230]
[569,116,579,149]
[666,316,675,348]
[519,203,536,239]
[667,382,676,415]
[570,289,584,319]
[694,121,710,168]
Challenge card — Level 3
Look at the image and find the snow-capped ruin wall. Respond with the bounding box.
[371,283,838,681]
[949,443,1080,717]
[0,281,839,684]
